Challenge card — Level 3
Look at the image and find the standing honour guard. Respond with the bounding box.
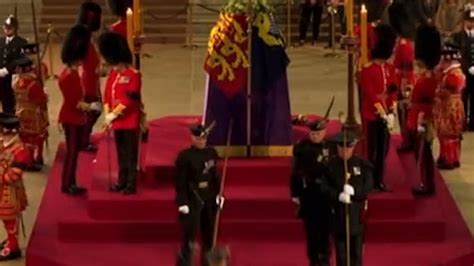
[0,114,30,261]
[12,44,48,171]
[321,132,374,266]
[410,25,442,196]
[433,42,466,170]
[0,15,27,114]
[77,1,103,152]
[58,25,99,195]
[388,1,417,152]
[99,32,141,195]
[290,117,332,266]
[359,24,398,192]
[107,0,132,38]
[175,122,224,266]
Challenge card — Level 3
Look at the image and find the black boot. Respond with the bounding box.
[109,182,126,192]
[412,185,435,197]
[62,185,87,195]
[0,248,21,261]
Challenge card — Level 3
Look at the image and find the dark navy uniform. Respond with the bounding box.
[290,119,331,266]
[0,16,27,114]
[175,124,221,266]
[321,133,374,266]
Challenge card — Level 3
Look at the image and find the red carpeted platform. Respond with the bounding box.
[26,115,474,266]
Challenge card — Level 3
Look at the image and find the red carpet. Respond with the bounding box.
[26,115,474,266]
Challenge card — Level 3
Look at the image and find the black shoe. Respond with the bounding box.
[412,185,435,197]
[454,161,460,168]
[122,186,136,195]
[109,183,126,192]
[0,248,21,261]
[374,183,391,192]
[437,162,455,170]
[82,143,98,153]
[62,185,87,195]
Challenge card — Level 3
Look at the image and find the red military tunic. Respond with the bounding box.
[81,42,100,102]
[103,67,141,130]
[360,62,398,122]
[393,38,415,91]
[58,67,87,125]
[110,19,127,39]
[0,137,29,220]
[12,73,49,145]
[433,64,465,138]
[407,70,437,131]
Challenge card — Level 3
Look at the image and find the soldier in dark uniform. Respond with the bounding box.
[321,132,374,266]
[0,15,27,114]
[175,122,224,266]
[299,0,324,45]
[290,118,331,266]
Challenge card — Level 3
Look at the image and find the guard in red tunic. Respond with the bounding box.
[58,25,100,195]
[359,24,397,192]
[107,0,132,38]
[0,114,30,261]
[389,2,417,152]
[99,32,141,195]
[433,42,466,170]
[77,1,103,152]
[12,53,48,171]
[410,25,442,196]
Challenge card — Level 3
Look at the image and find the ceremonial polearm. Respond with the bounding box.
[344,0,359,133]
[246,0,254,157]
[338,112,351,266]
[31,0,49,155]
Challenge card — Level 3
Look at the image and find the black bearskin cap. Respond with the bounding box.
[98,31,132,65]
[415,24,441,70]
[61,24,91,65]
[371,24,396,60]
[388,1,416,39]
[77,1,102,32]
[107,0,133,18]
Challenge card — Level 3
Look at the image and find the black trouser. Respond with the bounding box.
[114,129,139,189]
[463,73,474,130]
[82,110,101,147]
[366,119,390,187]
[328,5,346,47]
[303,214,330,266]
[0,75,15,114]
[415,134,435,192]
[335,234,364,266]
[61,124,86,190]
[177,200,217,266]
[299,4,323,42]
[397,98,412,148]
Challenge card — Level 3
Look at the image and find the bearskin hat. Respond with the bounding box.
[61,24,91,65]
[388,1,416,39]
[415,24,441,70]
[371,24,396,60]
[77,1,102,32]
[98,31,132,65]
[107,0,133,18]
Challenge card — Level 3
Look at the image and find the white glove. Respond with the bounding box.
[417,124,426,133]
[105,112,117,125]
[216,196,225,210]
[343,184,355,196]
[338,192,351,204]
[178,205,190,214]
[0,68,8,78]
[89,102,103,112]
[292,197,301,205]
[385,113,395,129]
[469,66,474,75]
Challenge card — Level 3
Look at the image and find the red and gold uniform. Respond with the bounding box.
[12,71,48,168]
[80,42,101,150]
[409,70,438,195]
[58,67,89,193]
[0,125,30,260]
[103,66,141,194]
[111,19,127,38]
[434,62,466,169]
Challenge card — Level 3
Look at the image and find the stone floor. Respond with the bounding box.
[3,44,474,265]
